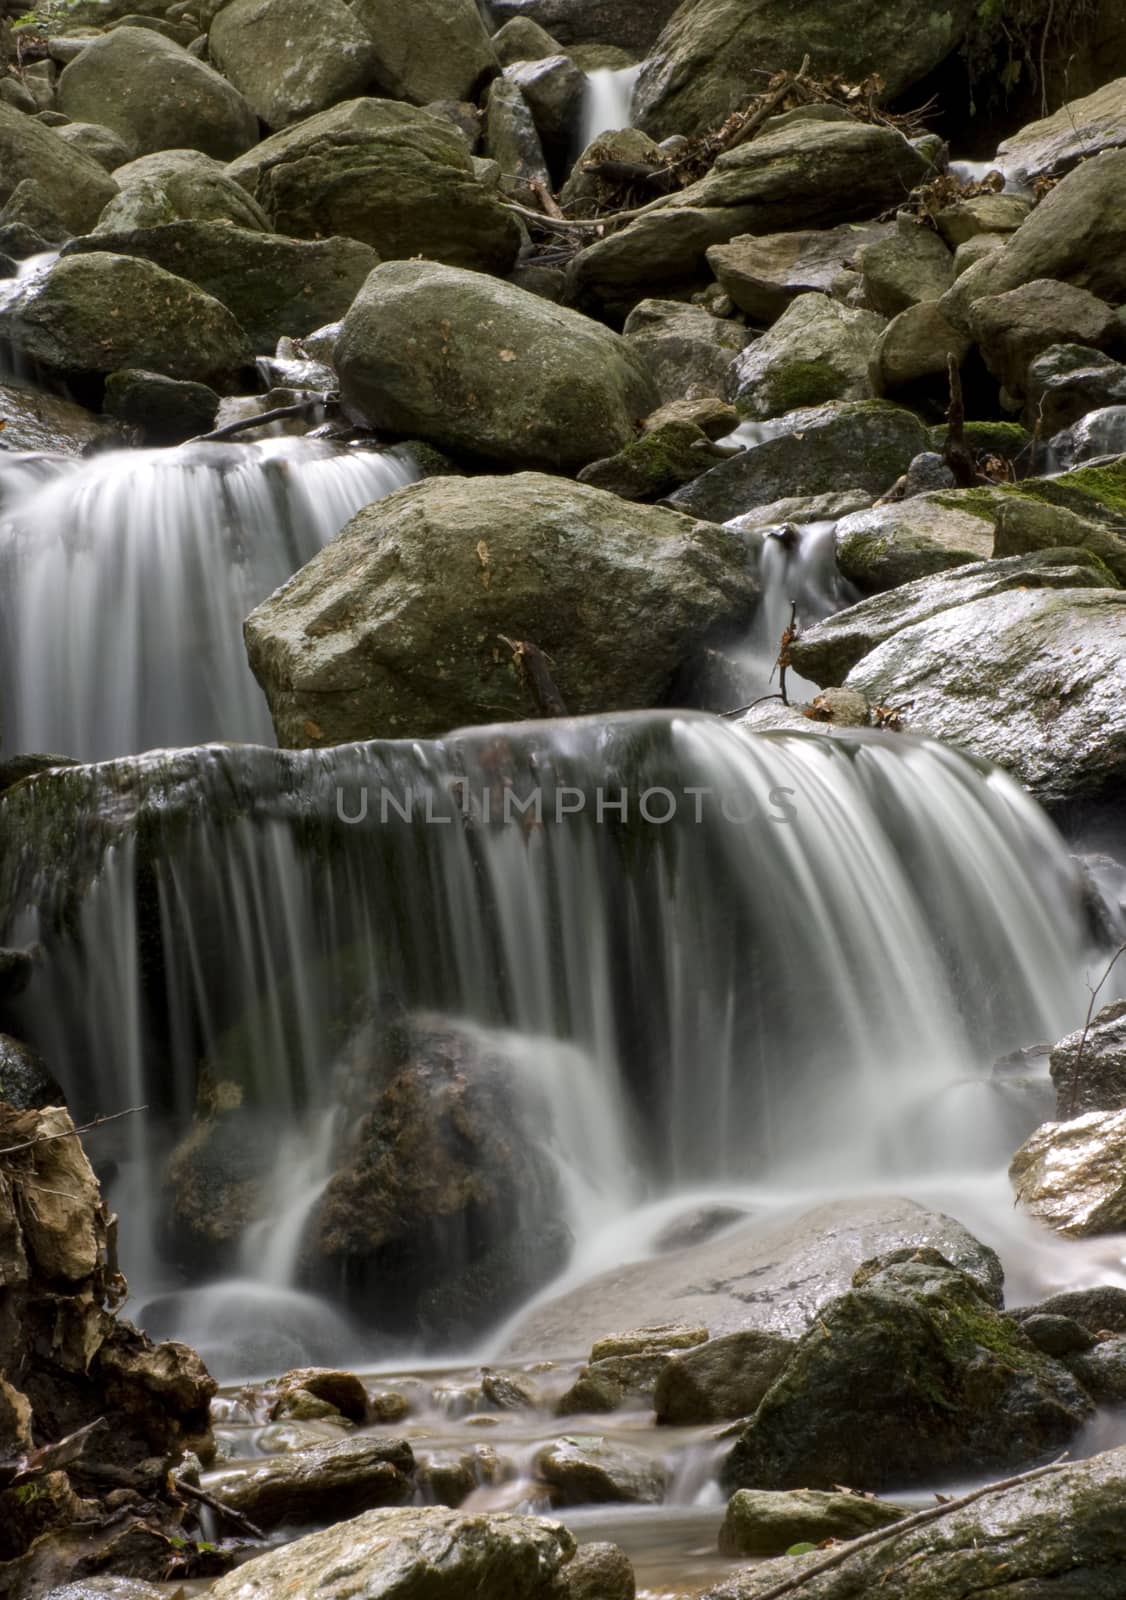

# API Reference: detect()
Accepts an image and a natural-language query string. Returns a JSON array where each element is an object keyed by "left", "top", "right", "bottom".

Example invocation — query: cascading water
[
  {"left": 1, "top": 712, "right": 1095, "bottom": 1375},
  {"left": 0, "top": 438, "right": 417, "bottom": 760},
  {"left": 579, "top": 65, "right": 642, "bottom": 147}
]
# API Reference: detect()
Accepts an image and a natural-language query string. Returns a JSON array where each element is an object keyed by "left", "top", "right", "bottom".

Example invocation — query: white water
[
  {"left": 0, "top": 438, "right": 417, "bottom": 760},
  {"left": 579, "top": 65, "right": 642, "bottom": 147}
]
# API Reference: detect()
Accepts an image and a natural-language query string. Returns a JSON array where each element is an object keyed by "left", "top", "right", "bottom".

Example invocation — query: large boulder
[
  {"left": 225, "top": 99, "right": 520, "bottom": 273},
  {"left": 244, "top": 472, "right": 753, "bottom": 744},
  {"left": 700, "top": 1446, "right": 1126, "bottom": 1599},
  {"left": 998, "top": 76, "right": 1126, "bottom": 184},
  {"left": 789, "top": 549, "right": 1118, "bottom": 687},
  {"left": 567, "top": 121, "right": 931, "bottom": 318},
  {"left": 65, "top": 223, "right": 378, "bottom": 353},
  {"left": 1011, "top": 1110, "right": 1126, "bottom": 1236},
  {"left": 728, "top": 294, "right": 887, "bottom": 419},
  {"left": 843, "top": 586, "right": 1126, "bottom": 805},
  {"left": 1025, "top": 345, "right": 1126, "bottom": 436},
  {"left": 634, "top": 0, "right": 979, "bottom": 139},
  {"left": 708, "top": 223, "right": 893, "bottom": 322},
  {"left": 207, "top": 1507, "right": 576, "bottom": 1600},
  {"left": 869, "top": 300, "right": 972, "bottom": 398},
  {"left": 721, "top": 1252, "right": 1092, "bottom": 1493},
  {"left": 668, "top": 400, "right": 930, "bottom": 523},
  {"left": 0, "top": 381, "right": 119, "bottom": 455},
  {"left": 834, "top": 498, "right": 995, "bottom": 592},
  {"left": 334, "top": 261, "right": 658, "bottom": 470},
  {"left": 533, "top": 1436, "right": 668, "bottom": 1506},
  {"left": 0, "top": 252, "right": 252, "bottom": 394},
  {"left": 857, "top": 222, "right": 955, "bottom": 317},
  {"left": 94, "top": 149, "right": 273, "bottom": 233},
  {"left": 351, "top": 0, "right": 499, "bottom": 106},
  {"left": 0, "top": 103, "right": 118, "bottom": 237},
  {"left": 209, "top": 0, "right": 380, "bottom": 129},
  {"left": 1050, "top": 1002, "right": 1126, "bottom": 1118},
  {"left": 502, "top": 1198, "right": 1003, "bottom": 1357},
  {"left": 719, "top": 1488, "right": 906, "bottom": 1558},
  {"left": 623, "top": 298, "right": 750, "bottom": 403},
  {"left": 966, "top": 278, "right": 1116, "bottom": 400},
  {"left": 207, "top": 1435, "right": 414, "bottom": 1528},
  {"left": 57, "top": 27, "right": 258, "bottom": 160},
  {"left": 993, "top": 496, "right": 1126, "bottom": 587}
]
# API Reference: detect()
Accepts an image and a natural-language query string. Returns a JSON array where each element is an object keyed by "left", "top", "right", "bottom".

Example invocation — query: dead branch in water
[
  {"left": 174, "top": 1478, "right": 267, "bottom": 1542},
  {"left": 1066, "top": 942, "right": 1126, "bottom": 1116},
  {"left": 0, "top": 1104, "right": 147, "bottom": 1159}
]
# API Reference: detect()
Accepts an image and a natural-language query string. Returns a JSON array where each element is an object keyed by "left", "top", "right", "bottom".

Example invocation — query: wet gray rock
[
  {"left": 534, "top": 1435, "right": 668, "bottom": 1506},
  {"left": 502, "top": 1197, "right": 1003, "bottom": 1357},
  {"left": 1026, "top": 345, "right": 1126, "bottom": 436},
  {"left": 335, "top": 260, "right": 657, "bottom": 471},
  {"left": 834, "top": 498, "right": 994, "bottom": 592},
  {"left": 789, "top": 548, "right": 1116, "bottom": 687},
  {"left": 1049, "top": 1002, "right": 1126, "bottom": 1117},
  {"left": 0, "top": 383, "right": 119, "bottom": 455},
  {"left": 719, "top": 1487, "right": 906, "bottom": 1557},
  {"left": 1014, "top": 1286, "right": 1126, "bottom": 1335},
  {"left": 0, "top": 102, "right": 118, "bottom": 237},
  {"left": 1018, "top": 1313, "right": 1097, "bottom": 1359},
  {"left": 967, "top": 278, "right": 1116, "bottom": 400},
  {"left": 998, "top": 76, "right": 1126, "bottom": 184},
  {"left": 209, "top": 0, "right": 379, "bottom": 130},
  {"left": 245, "top": 472, "right": 753, "bottom": 744},
  {"left": 484, "top": 74, "right": 550, "bottom": 185},
  {"left": 351, "top": 0, "right": 499, "bottom": 105},
  {"left": 655, "top": 1329, "right": 794, "bottom": 1425},
  {"left": 858, "top": 223, "right": 955, "bottom": 317},
  {"left": 560, "top": 1541, "right": 635, "bottom": 1600},
  {"left": 0, "top": 1034, "right": 62, "bottom": 1110},
  {"left": 869, "top": 301, "right": 973, "bottom": 397},
  {"left": 728, "top": 294, "right": 886, "bottom": 419},
  {"left": 668, "top": 401, "right": 929, "bottom": 523},
  {"left": 623, "top": 299, "right": 750, "bottom": 404},
  {"left": 206, "top": 1434, "right": 414, "bottom": 1528},
  {"left": 102, "top": 368, "right": 220, "bottom": 444},
  {"left": 505, "top": 55, "right": 584, "bottom": 174},
  {"left": 1066, "top": 1338, "right": 1126, "bottom": 1403},
  {"left": 721, "top": 1252, "right": 1092, "bottom": 1493},
  {"left": 708, "top": 224, "right": 892, "bottom": 323},
  {"left": 993, "top": 498, "right": 1126, "bottom": 587},
  {"left": 1011, "top": 1110, "right": 1126, "bottom": 1235},
  {"left": 57, "top": 28, "right": 258, "bottom": 160}
]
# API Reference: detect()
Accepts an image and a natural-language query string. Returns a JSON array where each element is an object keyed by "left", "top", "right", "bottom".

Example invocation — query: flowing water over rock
[
  {"left": 579, "top": 66, "right": 642, "bottom": 148},
  {"left": 0, "top": 438, "right": 416, "bottom": 760}
]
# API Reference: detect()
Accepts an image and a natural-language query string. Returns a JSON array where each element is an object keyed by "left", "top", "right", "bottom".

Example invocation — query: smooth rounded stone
[
  {"left": 488, "top": 0, "right": 676, "bottom": 55},
  {"left": 567, "top": 206, "right": 764, "bottom": 322},
  {"left": 953, "top": 231, "right": 1006, "bottom": 276},
  {"left": 0, "top": 381, "right": 119, "bottom": 454},
  {"left": 934, "top": 192, "right": 1032, "bottom": 250},
  {"left": 721, "top": 1253, "right": 1092, "bottom": 1494},
  {"left": 1067, "top": 1338, "right": 1126, "bottom": 1403},
  {"left": 268, "top": 1366, "right": 369, "bottom": 1423},
  {"left": 1026, "top": 345, "right": 1126, "bottom": 436},
  {"left": 728, "top": 293, "right": 886, "bottom": 419},
  {"left": 994, "top": 498, "right": 1126, "bottom": 587},
  {"left": 209, "top": 0, "right": 379, "bottom": 129},
  {"left": 655, "top": 1329, "right": 794, "bottom": 1426},
  {"left": 844, "top": 585, "right": 1126, "bottom": 805},
  {"left": 668, "top": 401, "right": 930, "bottom": 524},
  {"left": 68, "top": 222, "right": 378, "bottom": 353},
  {"left": 0, "top": 176, "right": 77, "bottom": 247},
  {"left": 206, "top": 1434, "right": 414, "bottom": 1528},
  {"left": 1014, "top": 1286, "right": 1126, "bottom": 1336},
  {"left": 857, "top": 222, "right": 954, "bottom": 319},
  {"left": 52, "top": 121, "right": 134, "bottom": 173},
  {"left": 505, "top": 55, "right": 584, "bottom": 172},
  {"left": 967, "top": 278, "right": 1116, "bottom": 399},
  {"left": 208, "top": 1507, "right": 575, "bottom": 1599},
  {"left": 0, "top": 77, "right": 38, "bottom": 115},
  {"left": 998, "top": 76, "right": 1126, "bottom": 184},
  {"left": 835, "top": 498, "right": 994, "bottom": 593},
  {"left": 719, "top": 1487, "right": 906, "bottom": 1557},
  {"left": 351, "top": 0, "right": 499, "bottom": 105},
  {"left": 554, "top": 1369, "right": 625, "bottom": 1415},
  {"left": 335, "top": 260, "right": 657, "bottom": 471},
  {"left": 634, "top": 0, "right": 978, "bottom": 138},
  {"left": 491, "top": 17, "right": 563, "bottom": 65},
  {"left": 534, "top": 1436, "right": 668, "bottom": 1506},
  {"left": 414, "top": 1448, "right": 478, "bottom": 1507},
  {"left": 646, "top": 396, "right": 739, "bottom": 440},
  {"left": 577, "top": 417, "right": 727, "bottom": 500},
  {"left": 0, "top": 1034, "right": 62, "bottom": 1111},
  {"left": 0, "top": 102, "right": 118, "bottom": 236},
  {"left": 560, "top": 1541, "right": 635, "bottom": 1600},
  {"left": 708, "top": 224, "right": 892, "bottom": 323},
  {"left": 484, "top": 74, "right": 550, "bottom": 184},
  {"left": 1049, "top": 1002, "right": 1126, "bottom": 1117},
  {"left": 622, "top": 298, "right": 749, "bottom": 405},
  {"left": 869, "top": 300, "right": 973, "bottom": 396},
  {"left": 226, "top": 99, "right": 521, "bottom": 275},
  {"left": 502, "top": 1198, "right": 1003, "bottom": 1358},
  {"left": 700, "top": 1445, "right": 1126, "bottom": 1600},
  {"left": 58, "top": 28, "right": 258, "bottom": 160},
  {"left": 899, "top": 450, "right": 956, "bottom": 497},
  {"left": 368, "top": 1391, "right": 412, "bottom": 1424},
  {"left": 244, "top": 472, "right": 753, "bottom": 744},
  {"left": 0, "top": 251, "right": 252, "bottom": 391},
  {"left": 1011, "top": 1110, "right": 1126, "bottom": 1236},
  {"left": 940, "top": 152, "right": 1126, "bottom": 332},
  {"left": 1018, "top": 1313, "right": 1097, "bottom": 1358},
  {"left": 1057, "top": 406, "right": 1126, "bottom": 466},
  {"left": 789, "top": 548, "right": 1117, "bottom": 687},
  {"left": 94, "top": 148, "right": 272, "bottom": 232},
  {"left": 102, "top": 368, "right": 219, "bottom": 444}
]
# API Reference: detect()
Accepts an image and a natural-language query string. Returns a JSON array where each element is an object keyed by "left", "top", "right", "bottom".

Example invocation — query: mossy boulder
[
  {"left": 57, "top": 27, "right": 258, "bottom": 160},
  {"left": 623, "top": 298, "right": 749, "bottom": 404},
  {"left": 244, "top": 471, "right": 754, "bottom": 744},
  {"left": 0, "top": 101, "right": 118, "bottom": 237},
  {"left": 334, "top": 260, "right": 658, "bottom": 472},
  {"left": 655, "top": 1329, "right": 794, "bottom": 1425},
  {"left": 722, "top": 1252, "right": 1092, "bottom": 1494},
  {"left": 533, "top": 1435, "right": 668, "bottom": 1506},
  {"left": 729, "top": 294, "right": 887, "bottom": 419},
  {"left": 93, "top": 149, "right": 273, "bottom": 233},
  {"left": 226, "top": 98, "right": 520, "bottom": 274},
  {"left": 209, "top": 0, "right": 380, "bottom": 130},
  {"left": 993, "top": 498, "right": 1126, "bottom": 587},
  {"left": 719, "top": 1487, "right": 906, "bottom": 1558},
  {"left": 707, "top": 224, "right": 892, "bottom": 324},
  {"left": 834, "top": 498, "right": 994, "bottom": 593},
  {"left": 0, "top": 251, "right": 252, "bottom": 395},
  {"left": 351, "top": 0, "right": 499, "bottom": 106}
]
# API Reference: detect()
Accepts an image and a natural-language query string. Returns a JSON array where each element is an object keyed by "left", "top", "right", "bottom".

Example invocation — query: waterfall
[
  {"left": 0, "top": 439, "right": 417, "bottom": 761},
  {"left": 579, "top": 65, "right": 642, "bottom": 147},
  {"left": 1, "top": 712, "right": 1091, "bottom": 1369}
]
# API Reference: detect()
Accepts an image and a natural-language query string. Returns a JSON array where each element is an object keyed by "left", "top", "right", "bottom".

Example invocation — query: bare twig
[
  {"left": 1066, "top": 943, "right": 1126, "bottom": 1117},
  {"left": 174, "top": 1477, "right": 267, "bottom": 1541},
  {"left": 529, "top": 176, "right": 565, "bottom": 221},
  {"left": 720, "top": 692, "right": 786, "bottom": 720},
  {"left": 190, "top": 397, "right": 336, "bottom": 444},
  {"left": 726, "top": 55, "right": 811, "bottom": 149},
  {"left": 0, "top": 1105, "right": 147, "bottom": 1158},
  {"left": 748, "top": 1456, "right": 1069, "bottom": 1600}
]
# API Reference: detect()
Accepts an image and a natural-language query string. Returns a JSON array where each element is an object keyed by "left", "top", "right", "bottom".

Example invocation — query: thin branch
[
  {"left": 529, "top": 176, "right": 565, "bottom": 221},
  {"left": 174, "top": 1477, "right": 266, "bottom": 1541},
  {"left": 0, "top": 1105, "right": 147, "bottom": 1159},
  {"left": 190, "top": 397, "right": 337, "bottom": 445},
  {"left": 726, "top": 55, "right": 811, "bottom": 149},
  {"left": 720, "top": 692, "right": 785, "bottom": 720},
  {"left": 1066, "top": 943, "right": 1126, "bottom": 1116},
  {"left": 748, "top": 1456, "right": 1069, "bottom": 1600}
]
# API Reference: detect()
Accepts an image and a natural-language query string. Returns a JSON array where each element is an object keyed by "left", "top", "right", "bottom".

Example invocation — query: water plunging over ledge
[
  {"left": 0, "top": 438, "right": 417, "bottom": 760},
  {"left": 579, "top": 65, "right": 642, "bottom": 148},
  {"left": 0, "top": 712, "right": 1096, "bottom": 1375}
]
